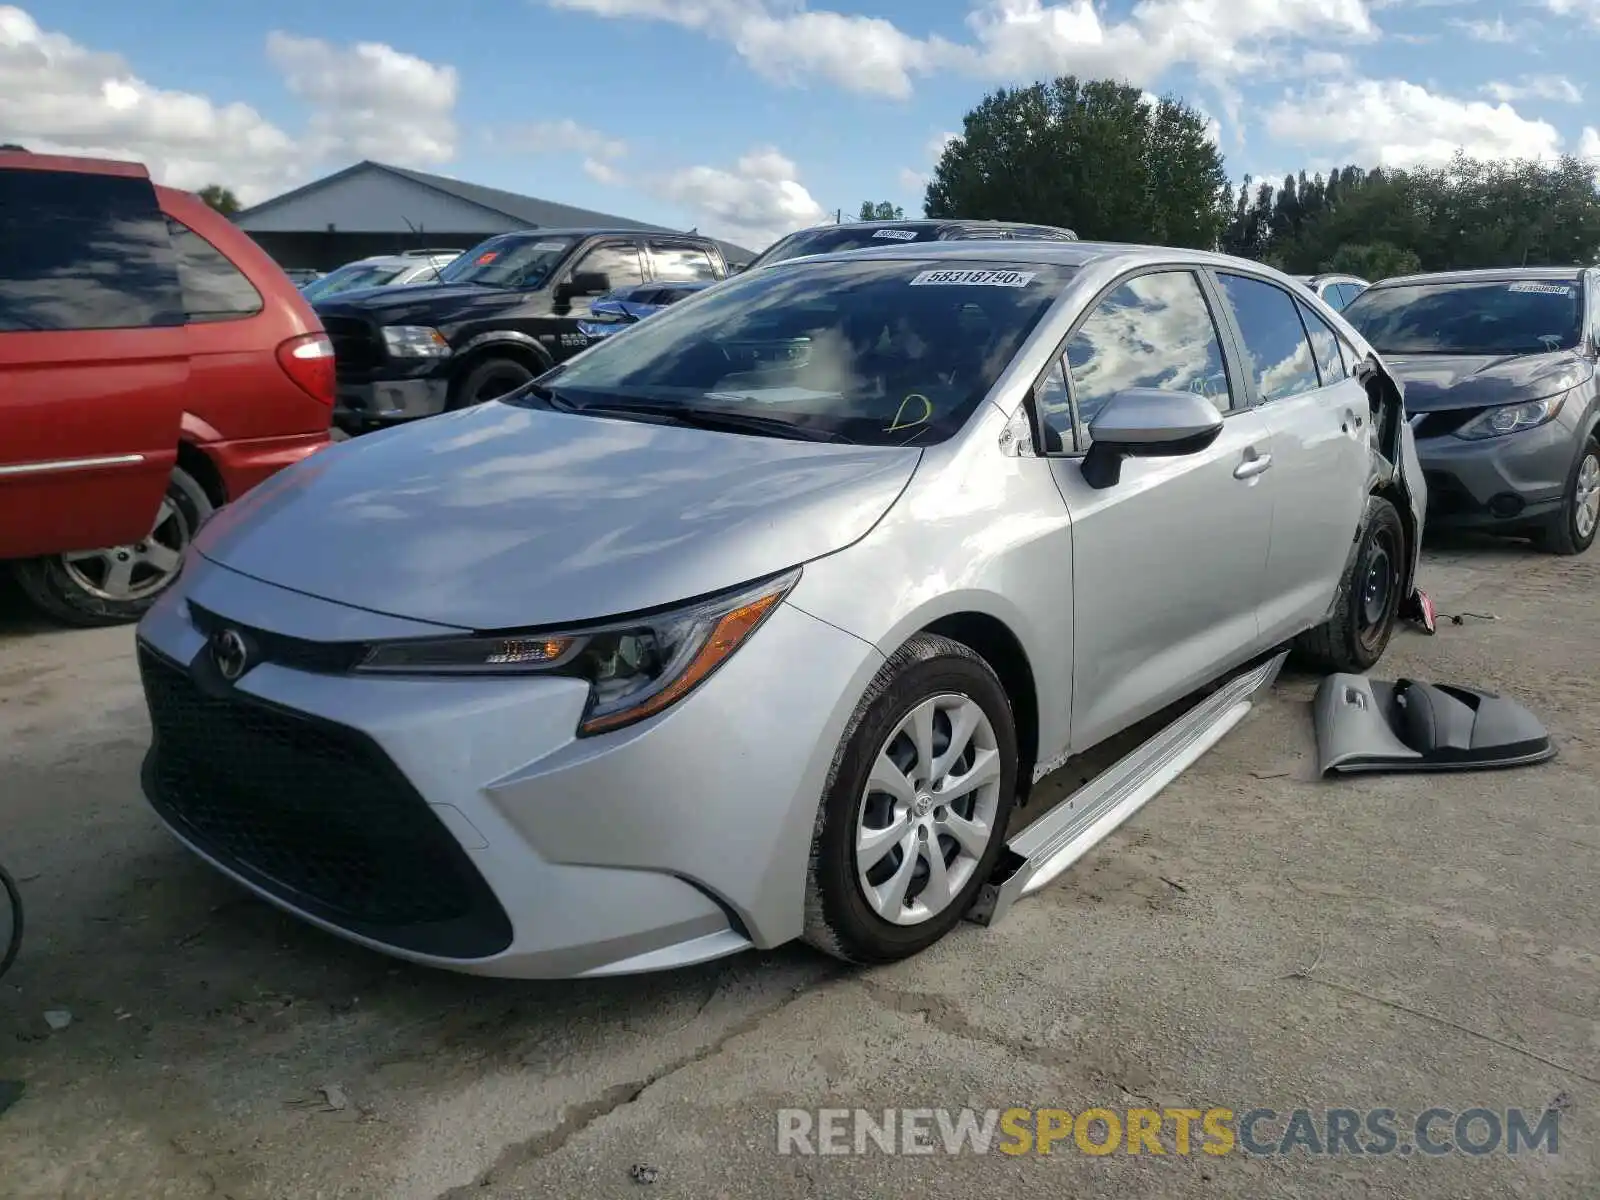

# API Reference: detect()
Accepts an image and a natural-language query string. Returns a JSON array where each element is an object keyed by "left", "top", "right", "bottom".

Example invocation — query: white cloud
[
  {"left": 496, "top": 117, "right": 627, "bottom": 159},
  {"left": 1267, "top": 79, "right": 1564, "bottom": 168},
  {"left": 547, "top": 0, "right": 1378, "bottom": 97},
  {"left": 654, "top": 147, "right": 827, "bottom": 250},
  {"left": 0, "top": 7, "right": 459, "bottom": 204},
  {"left": 926, "top": 130, "right": 960, "bottom": 161},
  {"left": 582, "top": 156, "right": 626, "bottom": 185},
  {"left": 898, "top": 166, "right": 928, "bottom": 191},
  {"left": 1546, "top": 0, "right": 1600, "bottom": 24},
  {"left": 1484, "top": 77, "right": 1583, "bottom": 104},
  {"left": 265, "top": 32, "right": 457, "bottom": 166},
  {"left": 1449, "top": 15, "right": 1517, "bottom": 40},
  {"left": 1580, "top": 127, "right": 1600, "bottom": 158},
  {"left": 1301, "top": 49, "right": 1352, "bottom": 75}
]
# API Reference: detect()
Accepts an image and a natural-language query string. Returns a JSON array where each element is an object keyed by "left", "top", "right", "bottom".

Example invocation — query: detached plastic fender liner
[{"left": 1313, "top": 674, "right": 1557, "bottom": 776}]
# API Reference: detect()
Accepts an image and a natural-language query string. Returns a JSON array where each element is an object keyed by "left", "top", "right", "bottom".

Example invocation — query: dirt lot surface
[{"left": 1, "top": 540, "right": 1597, "bottom": 1199}]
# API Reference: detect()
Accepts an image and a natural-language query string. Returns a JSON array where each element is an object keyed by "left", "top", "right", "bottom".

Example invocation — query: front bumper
[
  {"left": 1415, "top": 415, "right": 1578, "bottom": 531},
  {"left": 134, "top": 555, "right": 882, "bottom": 978},
  {"left": 333, "top": 377, "right": 450, "bottom": 427}
]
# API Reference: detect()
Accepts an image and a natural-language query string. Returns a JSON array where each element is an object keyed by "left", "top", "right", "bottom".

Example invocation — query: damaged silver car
[{"left": 134, "top": 242, "right": 1424, "bottom": 978}]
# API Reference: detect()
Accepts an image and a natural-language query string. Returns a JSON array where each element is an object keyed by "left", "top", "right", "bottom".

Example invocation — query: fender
[
  {"left": 453, "top": 329, "right": 554, "bottom": 369},
  {"left": 179, "top": 411, "right": 225, "bottom": 446}
]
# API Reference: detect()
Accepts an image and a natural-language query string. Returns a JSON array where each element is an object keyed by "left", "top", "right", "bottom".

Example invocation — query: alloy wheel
[
  {"left": 1575, "top": 451, "right": 1600, "bottom": 541},
  {"left": 854, "top": 693, "right": 1003, "bottom": 926},
  {"left": 61, "top": 496, "right": 190, "bottom": 602}
]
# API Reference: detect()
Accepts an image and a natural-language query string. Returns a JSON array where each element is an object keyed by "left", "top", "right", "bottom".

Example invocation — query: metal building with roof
[{"left": 232, "top": 160, "right": 756, "bottom": 271}]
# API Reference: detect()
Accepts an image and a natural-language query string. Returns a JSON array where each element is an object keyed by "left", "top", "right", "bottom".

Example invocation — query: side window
[
  {"left": 0, "top": 169, "right": 183, "bottom": 332},
  {"left": 166, "top": 218, "right": 262, "bottom": 323},
  {"left": 1295, "top": 299, "right": 1345, "bottom": 385},
  {"left": 1216, "top": 273, "right": 1321, "bottom": 402},
  {"left": 1063, "top": 270, "right": 1233, "bottom": 447},
  {"left": 573, "top": 243, "right": 645, "bottom": 292},
  {"left": 1033, "top": 356, "right": 1076, "bottom": 452},
  {"left": 650, "top": 244, "right": 718, "bottom": 282}
]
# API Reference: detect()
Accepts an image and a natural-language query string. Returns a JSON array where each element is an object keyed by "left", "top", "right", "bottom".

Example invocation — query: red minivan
[{"left": 0, "top": 151, "right": 333, "bottom": 625}]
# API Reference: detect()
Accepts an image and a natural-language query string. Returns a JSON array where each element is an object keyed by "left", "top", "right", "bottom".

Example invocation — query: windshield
[
  {"left": 1343, "top": 279, "right": 1584, "bottom": 355},
  {"left": 301, "top": 262, "right": 407, "bottom": 301},
  {"left": 526, "top": 257, "right": 1077, "bottom": 446},
  {"left": 747, "top": 225, "right": 940, "bottom": 269},
  {"left": 436, "top": 235, "right": 577, "bottom": 289}
]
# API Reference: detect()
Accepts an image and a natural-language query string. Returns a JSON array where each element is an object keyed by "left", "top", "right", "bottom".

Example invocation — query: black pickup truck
[{"left": 314, "top": 227, "right": 729, "bottom": 431}]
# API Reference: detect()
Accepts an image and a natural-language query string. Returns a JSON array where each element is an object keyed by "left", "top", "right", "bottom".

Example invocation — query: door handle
[{"left": 1234, "top": 452, "right": 1273, "bottom": 480}]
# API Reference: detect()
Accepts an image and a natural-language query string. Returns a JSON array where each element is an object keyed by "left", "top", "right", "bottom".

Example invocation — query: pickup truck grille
[{"left": 321, "top": 316, "right": 384, "bottom": 374}]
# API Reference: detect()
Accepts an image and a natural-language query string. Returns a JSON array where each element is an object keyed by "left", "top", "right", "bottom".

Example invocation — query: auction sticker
[
  {"left": 1508, "top": 282, "right": 1573, "bottom": 294},
  {"left": 873, "top": 229, "right": 919, "bottom": 240},
  {"left": 910, "top": 268, "right": 1036, "bottom": 287}
]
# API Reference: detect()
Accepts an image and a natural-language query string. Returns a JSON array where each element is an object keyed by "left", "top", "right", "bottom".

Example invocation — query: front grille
[
  {"left": 1412, "top": 409, "right": 1481, "bottom": 440},
  {"left": 320, "top": 315, "right": 384, "bottom": 374},
  {"left": 187, "top": 602, "right": 366, "bottom": 675},
  {"left": 138, "top": 643, "right": 512, "bottom": 959}
]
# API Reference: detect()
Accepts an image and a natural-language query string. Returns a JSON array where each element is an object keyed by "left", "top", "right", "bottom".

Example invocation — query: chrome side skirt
[
  {"left": 969, "top": 649, "right": 1287, "bottom": 927},
  {"left": 0, "top": 453, "right": 146, "bottom": 478}
]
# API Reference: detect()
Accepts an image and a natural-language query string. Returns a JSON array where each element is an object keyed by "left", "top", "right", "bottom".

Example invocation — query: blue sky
[{"left": 7, "top": 0, "right": 1600, "bottom": 250}]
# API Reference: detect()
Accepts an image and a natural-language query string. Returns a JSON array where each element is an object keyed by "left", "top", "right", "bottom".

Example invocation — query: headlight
[
  {"left": 355, "top": 569, "right": 799, "bottom": 735},
  {"left": 1455, "top": 394, "right": 1566, "bottom": 439},
  {"left": 381, "top": 325, "right": 451, "bottom": 358}
]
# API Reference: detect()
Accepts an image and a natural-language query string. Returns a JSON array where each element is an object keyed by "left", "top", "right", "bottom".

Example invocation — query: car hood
[
  {"left": 193, "top": 403, "right": 920, "bottom": 630},
  {"left": 1383, "top": 350, "right": 1592, "bottom": 412},
  {"left": 314, "top": 282, "right": 527, "bottom": 325}
]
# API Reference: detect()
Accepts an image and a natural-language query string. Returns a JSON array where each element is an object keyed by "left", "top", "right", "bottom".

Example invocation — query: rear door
[
  {"left": 0, "top": 161, "right": 189, "bottom": 558},
  {"left": 646, "top": 241, "right": 721, "bottom": 284},
  {"left": 1210, "top": 271, "right": 1370, "bottom": 644}
]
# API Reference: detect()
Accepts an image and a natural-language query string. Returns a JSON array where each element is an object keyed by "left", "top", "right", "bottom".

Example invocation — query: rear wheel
[
  {"left": 1533, "top": 435, "right": 1599, "bottom": 556},
  {"left": 13, "top": 464, "right": 211, "bottom": 627},
  {"left": 803, "top": 634, "right": 1017, "bottom": 965},
  {"left": 449, "top": 357, "right": 535, "bottom": 410},
  {"left": 1294, "top": 496, "right": 1405, "bottom": 673}
]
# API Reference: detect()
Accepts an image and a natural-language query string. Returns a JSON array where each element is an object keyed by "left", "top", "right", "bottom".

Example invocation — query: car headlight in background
[
  {"left": 355, "top": 569, "right": 800, "bottom": 735},
  {"left": 1455, "top": 393, "right": 1567, "bottom": 439},
  {"left": 381, "top": 325, "right": 451, "bottom": 358}
]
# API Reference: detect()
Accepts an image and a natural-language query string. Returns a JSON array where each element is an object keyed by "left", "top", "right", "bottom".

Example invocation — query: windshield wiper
[{"left": 591, "top": 401, "right": 852, "bottom": 443}]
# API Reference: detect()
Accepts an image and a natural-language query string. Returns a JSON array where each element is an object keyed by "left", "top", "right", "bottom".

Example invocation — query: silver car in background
[{"left": 134, "top": 242, "right": 1422, "bottom": 978}]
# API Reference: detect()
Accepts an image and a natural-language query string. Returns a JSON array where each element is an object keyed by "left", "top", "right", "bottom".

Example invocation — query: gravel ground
[{"left": 0, "top": 539, "right": 1597, "bottom": 1199}]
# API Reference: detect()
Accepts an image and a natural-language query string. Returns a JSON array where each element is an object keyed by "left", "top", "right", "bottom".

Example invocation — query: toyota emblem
[{"left": 212, "top": 629, "right": 250, "bottom": 681}]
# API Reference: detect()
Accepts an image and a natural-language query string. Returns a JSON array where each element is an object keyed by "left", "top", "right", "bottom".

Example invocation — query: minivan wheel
[
  {"left": 802, "top": 633, "right": 1017, "bottom": 965},
  {"left": 13, "top": 465, "right": 212, "bottom": 628},
  {"left": 450, "top": 357, "right": 535, "bottom": 410},
  {"left": 1533, "top": 436, "right": 1599, "bottom": 556},
  {"left": 1293, "top": 496, "right": 1405, "bottom": 673}
]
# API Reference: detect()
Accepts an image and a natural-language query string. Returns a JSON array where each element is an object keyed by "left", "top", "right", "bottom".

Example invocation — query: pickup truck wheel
[
  {"left": 1293, "top": 496, "right": 1404, "bottom": 673},
  {"left": 803, "top": 634, "right": 1017, "bottom": 965},
  {"left": 1533, "top": 436, "right": 1599, "bottom": 556},
  {"left": 449, "top": 357, "right": 535, "bottom": 410},
  {"left": 12, "top": 465, "right": 211, "bottom": 628}
]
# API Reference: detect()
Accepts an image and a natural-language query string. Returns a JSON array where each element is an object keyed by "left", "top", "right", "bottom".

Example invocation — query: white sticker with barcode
[
  {"left": 873, "top": 228, "right": 919, "bottom": 240},
  {"left": 530, "top": 240, "right": 568, "bottom": 251},
  {"left": 1508, "top": 282, "right": 1573, "bottom": 295},
  {"left": 909, "top": 268, "right": 1036, "bottom": 287}
]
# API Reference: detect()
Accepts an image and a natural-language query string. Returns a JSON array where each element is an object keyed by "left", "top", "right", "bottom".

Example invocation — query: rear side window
[
  {"left": 651, "top": 244, "right": 718, "bottom": 282},
  {"left": 1295, "top": 299, "right": 1346, "bottom": 383},
  {"left": 1216, "top": 273, "right": 1320, "bottom": 402},
  {"left": 166, "top": 218, "right": 262, "bottom": 323},
  {"left": 0, "top": 168, "right": 183, "bottom": 332}
]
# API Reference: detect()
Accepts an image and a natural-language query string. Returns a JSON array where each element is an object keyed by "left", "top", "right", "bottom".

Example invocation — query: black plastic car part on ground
[
  {"left": 317, "top": 227, "right": 730, "bottom": 432},
  {"left": 742, "top": 219, "right": 1079, "bottom": 271}
]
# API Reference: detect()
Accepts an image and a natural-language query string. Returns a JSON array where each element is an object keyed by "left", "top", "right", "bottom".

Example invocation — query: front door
[
  {"left": 1043, "top": 268, "right": 1276, "bottom": 753},
  {"left": 1210, "top": 271, "right": 1370, "bottom": 644},
  {"left": 548, "top": 240, "right": 646, "bottom": 360},
  {"left": 0, "top": 163, "right": 189, "bottom": 558}
]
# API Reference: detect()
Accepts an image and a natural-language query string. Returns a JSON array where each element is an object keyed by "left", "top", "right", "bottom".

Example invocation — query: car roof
[
  {"left": 0, "top": 149, "right": 149, "bottom": 179},
  {"left": 785, "top": 218, "right": 1068, "bottom": 234},
  {"left": 483, "top": 227, "right": 714, "bottom": 241},
  {"left": 771, "top": 239, "right": 1256, "bottom": 271},
  {"left": 1374, "top": 266, "right": 1587, "bottom": 288}
]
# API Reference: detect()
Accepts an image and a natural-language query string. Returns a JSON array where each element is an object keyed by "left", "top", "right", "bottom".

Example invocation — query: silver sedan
[{"left": 134, "top": 241, "right": 1424, "bottom": 977}]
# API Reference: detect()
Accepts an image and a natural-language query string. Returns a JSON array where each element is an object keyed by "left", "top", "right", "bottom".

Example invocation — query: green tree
[
  {"left": 924, "top": 77, "right": 1230, "bottom": 248},
  {"left": 1326, "top": 242, "right": 1423, "bottom": 280},
  {"left": 858, "top": 200, "right": 905, "bottom": 221},
  {"left": 198, "top": 184, "right": 242, "bottom": 216}
]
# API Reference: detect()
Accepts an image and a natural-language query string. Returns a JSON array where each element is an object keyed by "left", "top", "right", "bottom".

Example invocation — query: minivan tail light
[{"left": 276, "top": 333, "right": 335, "bottom": 405}]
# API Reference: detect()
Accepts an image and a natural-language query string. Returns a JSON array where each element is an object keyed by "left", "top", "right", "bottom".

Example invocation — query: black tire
[
  {"left": 1532, "top": 434, "right": 1599, "bottom": 556},
  {"left": 802, "top": 633, "right": 1018, "bottom": 965},
  {"left": 0, "top": 861, "right": 21, "bottom": 983},
  {"left": 1294, "top": 496, "right": 1406, "bottom": 673},
  {"left": 12, "top": 464, "right": 212, "bottom": 628},
  {"left": 449, "top": 356, "right": 536, "bottom": 410}
]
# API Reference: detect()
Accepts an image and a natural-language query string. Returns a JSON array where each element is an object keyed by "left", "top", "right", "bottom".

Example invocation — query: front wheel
[
  {"left": 449, "top": 357, "right": 536, "bottom": 410},
  {"left": 1294, "top": 496, "right": 1405, "bottom": 673},
  {"left": 1533, "top": 435, "right": 1599, "bottom": 556},
  {"left": 12, "top": 464, "right": 212, "bottom": 627},
  {"left": 803, "top": 634, "right": 1018, "bottom": 965}
]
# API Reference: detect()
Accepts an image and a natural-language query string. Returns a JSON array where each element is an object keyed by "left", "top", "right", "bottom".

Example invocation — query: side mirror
[
  {"left": 1080, "top": 388, "right": 1224, "bottom": 489},
  {"left": 561, "top": 271, "right": 611, "bottom": 300}
]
